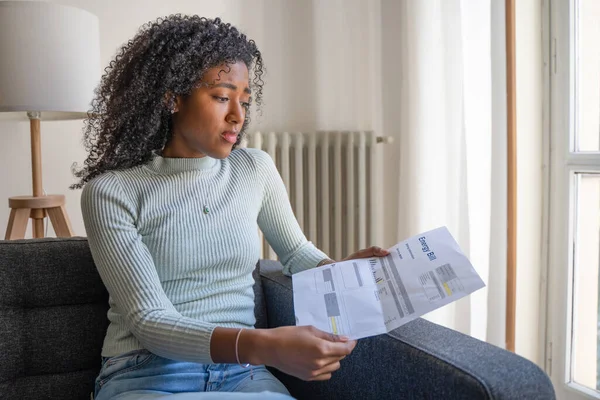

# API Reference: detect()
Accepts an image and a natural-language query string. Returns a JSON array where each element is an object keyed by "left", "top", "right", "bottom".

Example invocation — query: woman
[{"left": 75, "top": 15, "right": 389, "bottom": 400}]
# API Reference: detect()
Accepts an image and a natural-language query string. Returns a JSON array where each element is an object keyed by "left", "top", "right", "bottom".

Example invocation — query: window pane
[
  {"left": 575, "top": 0, "right": 600, "bottom": 152},
  {"left": 572, "top": 173, "right": 600, "bottom": 390}
]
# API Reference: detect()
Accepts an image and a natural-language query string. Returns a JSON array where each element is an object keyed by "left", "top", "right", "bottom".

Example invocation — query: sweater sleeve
[
  {"left": 252, "top": 149, "right": 329, "bottom": 275},
  {"left": 81, "top": 172, "right": 216, "bottom": 363}
]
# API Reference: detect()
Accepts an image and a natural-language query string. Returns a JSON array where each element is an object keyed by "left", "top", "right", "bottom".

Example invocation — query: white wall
[{"left": 0, "top": 0, "right": 386, "bottom": 241}]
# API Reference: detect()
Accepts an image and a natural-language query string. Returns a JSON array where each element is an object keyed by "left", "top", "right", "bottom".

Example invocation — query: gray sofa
[{"left": 0, "top": 237, "right": 555, "bottom": 399}]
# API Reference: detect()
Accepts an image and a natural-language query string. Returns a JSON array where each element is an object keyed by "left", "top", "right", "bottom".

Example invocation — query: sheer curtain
[{"left": 393, "top": 0, "right": 506, "bottom": 345}]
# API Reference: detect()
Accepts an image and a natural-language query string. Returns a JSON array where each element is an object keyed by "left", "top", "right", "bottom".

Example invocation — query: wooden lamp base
[
  {"left": 5, "top": 195, "right": 73, "bottom": 240},
  {"left": 3, "top": 113, "right": 74, "bottom": 240}
]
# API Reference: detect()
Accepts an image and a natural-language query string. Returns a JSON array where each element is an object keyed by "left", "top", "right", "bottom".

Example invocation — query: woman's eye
[
  {"left": 241, "top": 102, "right": 250, "bottom": 110},
  {"left": 214, "top": 96, "right": 228, "bottom": 102}
]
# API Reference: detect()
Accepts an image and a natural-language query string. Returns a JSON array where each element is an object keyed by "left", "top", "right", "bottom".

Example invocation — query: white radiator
[{"left": 242, "top": 131, "right": 392, "bottom": 262}]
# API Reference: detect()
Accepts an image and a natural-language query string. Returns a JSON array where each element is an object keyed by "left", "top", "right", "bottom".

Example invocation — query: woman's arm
[
  {"left": 252, "top": 149, "right": 391, "bottom": 272},
  {"left": 252, "top": 149, "right": 329, "bottom": 275}
]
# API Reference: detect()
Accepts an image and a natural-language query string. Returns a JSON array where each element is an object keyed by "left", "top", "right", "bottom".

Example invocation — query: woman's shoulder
[
  {"left": 229, "top": 147, "right": 270, "bottom": 161},
  {"left": 81, "top": 171, "right": 129, "bottom": 209},
  {"left": 81, "top": 165, "right": 147, "bottom": 204},
  {"left": 227, "top": 147, "right": 275, "bottom": 172},
  {"left": 83, "top": 166, "right": 143, "bottom": 189},
  {"left": 82, "top": 171, "right": 119, "bottom": 193}
]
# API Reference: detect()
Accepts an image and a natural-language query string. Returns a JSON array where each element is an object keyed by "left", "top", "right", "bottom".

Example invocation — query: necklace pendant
[{"left": 203, "top": 205, "right": 210, "bottom": 215}]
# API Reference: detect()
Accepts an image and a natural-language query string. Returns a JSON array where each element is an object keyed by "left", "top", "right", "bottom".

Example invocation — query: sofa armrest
[{"left": 259, "top": 260, "right": 555, "bottom": 400}]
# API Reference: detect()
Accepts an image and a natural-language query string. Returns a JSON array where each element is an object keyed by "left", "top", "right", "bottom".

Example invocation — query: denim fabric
[{"left": 94, "top": 349, "right": 293, "bottom": 400}]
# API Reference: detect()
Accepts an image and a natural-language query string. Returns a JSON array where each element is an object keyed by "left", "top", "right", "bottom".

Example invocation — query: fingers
[
  {"left": 308, "top": 342, "right": 357, "bottom": 381},
  {"left": 310, "top": 373, "right": 333, "bottom": 381},
  {"left": 306, "top": 326, "right": 357, "bottom": 357},
  {"left": 343, "top": 246, "right": 390, "bottom": 261},
  {"left": 346, "top": 339, "right": 358, "bottom": 352},
  {"left": 308, "top": 361, "right": 342, "bottom": 381},
  {"left": 363, "top": 246, "right": 389, "bottom": 257},
  {"left": 322, "top": 340, "right": 355, "bottom": 359},
  {"left": 308, "top": 326, "right": 349, "bottom": 342},
  {"left": 327, "top": 332, "right": 350, "bottom": 343},
  {"left": 373, "top": 246, "right": 390, "bottom": 257},
  {"left": 284, "top": 326, "right": 358, "bottom": 382}
]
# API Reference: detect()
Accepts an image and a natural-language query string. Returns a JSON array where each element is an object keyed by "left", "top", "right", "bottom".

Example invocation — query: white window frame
[{"left": 545, "top": 0, "right": 600, "bottom": 399}]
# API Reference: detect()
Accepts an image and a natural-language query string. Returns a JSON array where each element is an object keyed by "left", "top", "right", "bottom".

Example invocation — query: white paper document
[{"left": 292, "top": 226, "right": 486, "bottom": 339}]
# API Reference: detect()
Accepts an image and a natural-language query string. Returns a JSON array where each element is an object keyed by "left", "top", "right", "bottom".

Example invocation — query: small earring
[{"left": 168, "top": 97, "right": 177, "bottom": 114}]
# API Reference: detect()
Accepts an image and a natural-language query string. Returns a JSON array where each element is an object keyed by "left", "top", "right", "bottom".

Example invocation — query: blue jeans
[{"left": 94, "top": 349, "right": 294, "bottom": 399}]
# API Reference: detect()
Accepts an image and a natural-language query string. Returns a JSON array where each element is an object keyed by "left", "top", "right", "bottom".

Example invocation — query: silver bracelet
[
  {"left": 235, "top": 328, "right": 254, "bottom": 380},
  {"left": 317, "top": 258, "right": 336, "bottom": 267}
]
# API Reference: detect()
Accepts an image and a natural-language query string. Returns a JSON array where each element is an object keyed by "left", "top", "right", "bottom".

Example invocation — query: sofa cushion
[
  {"left": 0, "top": 237, "right": 268, "bottom": 399},
  {"left": 253, "top": 260, "right": 268, "bottom": 329},
  {"left": 0, "top": 237, "right": 109, "bottom": 399}
]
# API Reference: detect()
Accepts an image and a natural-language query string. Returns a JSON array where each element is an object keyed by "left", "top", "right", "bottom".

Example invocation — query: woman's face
[{"left": 163, "top": 61, "right": 251, "bottom": 159}]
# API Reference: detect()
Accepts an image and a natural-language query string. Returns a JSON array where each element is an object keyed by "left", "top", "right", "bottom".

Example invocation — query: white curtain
[{"left": 394, "top": 0, "right": 506, "bottom": 345}]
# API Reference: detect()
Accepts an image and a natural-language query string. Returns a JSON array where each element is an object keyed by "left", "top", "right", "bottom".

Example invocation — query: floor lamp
[{"left": 0, "top": 2, "right": 100, "bottom": 239}]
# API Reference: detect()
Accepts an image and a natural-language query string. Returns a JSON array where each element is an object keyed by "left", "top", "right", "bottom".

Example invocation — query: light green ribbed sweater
[{"left": 81, "top": 148, "right": 328, "bottom": 363}]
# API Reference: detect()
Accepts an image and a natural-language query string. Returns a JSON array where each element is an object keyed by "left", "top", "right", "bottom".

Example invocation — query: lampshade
[{"left": 0, "top": 1, "right": 100, "bottom": 121}]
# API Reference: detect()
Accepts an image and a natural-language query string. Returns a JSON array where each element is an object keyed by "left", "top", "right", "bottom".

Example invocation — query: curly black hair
[{"left": 71, "top": 15, "right": 264, "bottom": 189}]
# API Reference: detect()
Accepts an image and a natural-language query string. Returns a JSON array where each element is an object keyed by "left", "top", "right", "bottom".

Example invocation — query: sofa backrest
[
  {"left": 0, "top": 237, "right": 108, "bottom": 399},
  {"left": 0, "top": 237, "right": 268, "bottom": 399}
]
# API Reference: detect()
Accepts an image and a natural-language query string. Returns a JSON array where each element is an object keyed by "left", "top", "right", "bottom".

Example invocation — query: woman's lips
[{"left": 221, "top": 131, "right": 238, "bottom": 144}]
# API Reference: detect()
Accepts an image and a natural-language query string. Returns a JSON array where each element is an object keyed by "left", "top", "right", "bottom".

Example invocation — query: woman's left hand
[{"left": 342, "top": 246, "right": 390, "bottom": 261}]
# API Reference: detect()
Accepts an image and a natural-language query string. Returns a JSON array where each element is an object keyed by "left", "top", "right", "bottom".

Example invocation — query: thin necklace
[{"left": 158, "top": 150, "right": 211, "bottom": 216}]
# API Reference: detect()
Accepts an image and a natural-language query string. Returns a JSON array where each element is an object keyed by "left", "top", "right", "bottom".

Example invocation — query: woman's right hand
[{"left": 244, "top": 325, "right": 357, "bottom": 381}]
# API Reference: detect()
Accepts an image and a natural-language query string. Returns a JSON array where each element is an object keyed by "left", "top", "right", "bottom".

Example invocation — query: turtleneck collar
[{"left": 146, "top": 153, "right": 220, "bottom": 174}]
